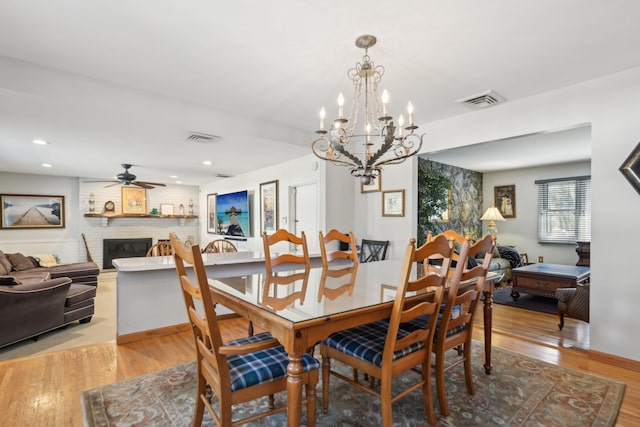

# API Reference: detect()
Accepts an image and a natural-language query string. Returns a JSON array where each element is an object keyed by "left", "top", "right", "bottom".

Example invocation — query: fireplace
[{"left": 103, "top": 238, "right": 152, "bottom": 269}]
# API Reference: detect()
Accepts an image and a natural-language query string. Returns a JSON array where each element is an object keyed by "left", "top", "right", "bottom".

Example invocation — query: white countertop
[{"left": 112, "top": 251, "right": 322, "bottom": 272}]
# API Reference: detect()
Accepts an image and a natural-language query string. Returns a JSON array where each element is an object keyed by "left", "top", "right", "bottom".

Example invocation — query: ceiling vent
[
  {"left": 187, "top": 132, "right": 222, "bottom": 143},
  {"left": 456, "top": 90, "right": 505, "bottom": 109},
  {"left": 215, "top": 173, "right": 232, "bottom": 178}
]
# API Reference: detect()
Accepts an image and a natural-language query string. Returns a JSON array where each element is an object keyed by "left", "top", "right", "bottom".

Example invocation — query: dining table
[{"left": 207, "top": 259, "right": 500, "bottom": 427}]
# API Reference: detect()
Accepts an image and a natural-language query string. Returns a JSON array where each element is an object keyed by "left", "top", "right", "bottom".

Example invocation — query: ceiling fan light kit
[{"left": 85, "top": 164, "right": 167, "bottom": 189}]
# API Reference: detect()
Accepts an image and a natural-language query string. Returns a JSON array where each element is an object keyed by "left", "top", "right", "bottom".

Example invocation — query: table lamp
[{"left": 481, "top": 206, "right": 506, "bottom": 239}]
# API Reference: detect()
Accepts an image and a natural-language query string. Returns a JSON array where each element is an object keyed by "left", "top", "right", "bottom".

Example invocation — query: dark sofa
[{"left": 0, "top": 250, "right": 100, "bottom": 349}]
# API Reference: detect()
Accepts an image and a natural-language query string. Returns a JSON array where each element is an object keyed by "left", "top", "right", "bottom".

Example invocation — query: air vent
[
  {"left": 187, "top": 132, "right": 222, "bottom": 143},
  {"left": 456, "top": 90, "right": 505, "bottom": 109},
  {"left": 215, "top": 173, "right": 232, "bottom": 178}
]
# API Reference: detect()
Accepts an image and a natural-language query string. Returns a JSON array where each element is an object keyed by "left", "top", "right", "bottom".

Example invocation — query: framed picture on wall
[
  {"left": 121, "top": 187, "right": 146, "bottom": 215},
  {"left": 0, "top": 194, "right": 65, "bottom": 229},
  {"left": 259, "top": 180, "right": 279, "bottom": 234},
  {"left": 207, "top": 193, "right": 217, "bottom": 233},
  {"left": 494, "top": 185, "right": 516, "bottom": 218},
  {"left": 382, "top": 189, "right": 405, "bottom": 217}
]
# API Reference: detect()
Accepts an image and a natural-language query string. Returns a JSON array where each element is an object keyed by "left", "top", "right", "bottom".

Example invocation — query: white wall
[
  {"left": 199, "top": 154, "right": 332, "bottom": 253},
  {"left": 390, "top": 67, "right": 640, "bottom": 362},
  {"left": 0, "top": 172, "right": 80, "bottom": 262},
  {"left": 0, "top": 172, "right": 200, "bottom": 267},
  {"left": 483, "top": 161, "right": 591, "bottom": 265}
]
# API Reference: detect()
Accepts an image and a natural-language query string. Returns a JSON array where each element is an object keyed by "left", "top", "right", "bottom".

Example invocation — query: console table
[{"left": 511, "top": 263, "right": 590, "bottom": 300}]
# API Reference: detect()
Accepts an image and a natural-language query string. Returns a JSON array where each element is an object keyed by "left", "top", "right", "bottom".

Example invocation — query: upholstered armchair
[{"left": 555, "top": 283, "right": 590, "bottom": 330}]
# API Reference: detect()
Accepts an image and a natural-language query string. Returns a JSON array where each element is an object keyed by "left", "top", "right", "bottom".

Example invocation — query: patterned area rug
[{"left": 81, "top": 342, "right": 624, "bottom": 426}]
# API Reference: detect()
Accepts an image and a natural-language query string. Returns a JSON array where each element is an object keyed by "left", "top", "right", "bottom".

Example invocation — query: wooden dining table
[{"left": 207, "top": 260, "right": 500, "bottom": 427}]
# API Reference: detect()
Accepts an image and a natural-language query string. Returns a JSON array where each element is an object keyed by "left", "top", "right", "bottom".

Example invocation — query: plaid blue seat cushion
[
  {"left": 225, "top": 332, "right": 320, "bottom": 392},
  {"left": 322, "top": 320, "right": 424, "bottom": 367},
  {"left": 397, "top": 304, "right": 464, "bottom": 338}
]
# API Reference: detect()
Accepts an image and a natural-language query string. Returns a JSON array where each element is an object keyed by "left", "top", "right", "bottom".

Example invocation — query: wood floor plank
[{"left": 0, "top": 303, "right": 637, "bottom": 426}]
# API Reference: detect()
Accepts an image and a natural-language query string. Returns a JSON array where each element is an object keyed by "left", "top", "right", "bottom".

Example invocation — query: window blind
[{"left": 535, "top": 176, "right": 591, "bottom": 244}]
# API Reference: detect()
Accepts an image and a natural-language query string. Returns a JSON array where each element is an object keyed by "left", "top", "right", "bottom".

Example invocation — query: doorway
[{"left": 289, "top": 182, "right": 318, "bottom": 252}]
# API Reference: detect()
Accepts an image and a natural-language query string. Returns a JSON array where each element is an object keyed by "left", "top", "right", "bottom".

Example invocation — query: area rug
[
  {"left": 489, "top": 287, "right": 557, "bottom": 315},
  {"left": 81, "top": 342, "right": 624, "bottom": 427}
]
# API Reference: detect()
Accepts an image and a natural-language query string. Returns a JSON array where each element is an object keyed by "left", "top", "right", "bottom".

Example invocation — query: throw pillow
[
  {"left": 496, "top": 246, "right": 524, "bottom": 269},
  {"left": 0, "top": 275, "right": 22, "bottom": 286},
  {"left": 0, "top": 250, "right": 12, "bottom": 274},
  {"left": 6, "top": 253, "right": 39, "bottom": 271},
  {"left": 33, "top": 253, "right": 59, "bottom": 267}
]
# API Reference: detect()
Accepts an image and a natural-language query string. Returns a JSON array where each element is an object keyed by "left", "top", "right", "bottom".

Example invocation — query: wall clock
[{"left": 103, "top": 200, "right": 116, "bottom": 214}]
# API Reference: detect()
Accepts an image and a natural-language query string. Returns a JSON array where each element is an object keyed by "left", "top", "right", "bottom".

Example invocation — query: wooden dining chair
[
  {"left": 202, "top": 239, "right": 238, "bottom": 254},
  {"left": 169, "top": 232, "right": 320, "bottom": 427},
  {"left": 320, "top": 234, "right": 455, "bottom": 426},
  {"left": 262, "top": 229, "right": 310, "bottom": 277},
  {"left": 318, "top": 229, "right": 358, "bottom": 268},
  {"left": 431, "top": 234, "right": 494, "bottom": 417},
  {"left": 146, "top": 241, "right": 174, "bottom": 257}
]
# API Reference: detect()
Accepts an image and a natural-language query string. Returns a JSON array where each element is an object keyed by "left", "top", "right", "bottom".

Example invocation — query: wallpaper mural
[{"left": 417, "top": 158, "right": 483, "bottom": 245}]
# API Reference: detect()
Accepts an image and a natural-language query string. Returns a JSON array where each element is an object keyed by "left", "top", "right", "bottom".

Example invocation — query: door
[{"left": 290, "top": 182, "right": 318, "bottom": 252}]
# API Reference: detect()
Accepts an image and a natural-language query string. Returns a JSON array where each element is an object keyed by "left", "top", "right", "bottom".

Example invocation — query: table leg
[
  {"left": 286, "top": 353, "right": 304, "bottom": 426},
  {"left": 482, "top": 289, "right": 493, "bottom": 374}
]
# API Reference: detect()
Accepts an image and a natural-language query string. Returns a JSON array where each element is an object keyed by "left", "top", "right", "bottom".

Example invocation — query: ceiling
[{"left": 1, "top": 1, "right": 640, "bottom": 186}]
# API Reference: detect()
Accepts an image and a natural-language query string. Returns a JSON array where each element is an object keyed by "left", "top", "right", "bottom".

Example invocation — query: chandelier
[{"left": 311, "top": 35, "right": 423, "bottom": 185}]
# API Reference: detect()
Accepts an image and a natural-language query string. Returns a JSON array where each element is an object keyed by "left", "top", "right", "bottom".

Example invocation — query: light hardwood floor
[{"left": 0, "top": 305, "right": 637, "bottom": 426}]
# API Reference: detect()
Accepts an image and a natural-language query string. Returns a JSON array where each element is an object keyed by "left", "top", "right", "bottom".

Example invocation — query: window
[{"left": 536, "top": 176, "right": 591, "bottom": 244}]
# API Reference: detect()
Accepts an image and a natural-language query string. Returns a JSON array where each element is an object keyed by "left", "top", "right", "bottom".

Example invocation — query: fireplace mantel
[{"left": 84, "top": 213, "right": 197, "bottom": 227}]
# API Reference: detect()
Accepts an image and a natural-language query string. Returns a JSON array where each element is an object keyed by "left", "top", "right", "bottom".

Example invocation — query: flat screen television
[{"left": 215, "top": 190, "right": 250, "bottom": 239}]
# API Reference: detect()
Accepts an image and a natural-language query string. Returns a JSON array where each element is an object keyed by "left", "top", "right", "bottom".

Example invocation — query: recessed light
[
  {"left": 41, "top": 163, "right": 53, "bottom": 168},
  {"left": 170, "top": 175, "right": 178, "bottom": 179},
  {"left": 203, "top": 160, "right": 212, "bottom": 166},
  {"left": 176, "top": 180, "right": 182, "bottom": 184},
  {"left": 33, "top": 139, "right": 49, "bottom": 145}
]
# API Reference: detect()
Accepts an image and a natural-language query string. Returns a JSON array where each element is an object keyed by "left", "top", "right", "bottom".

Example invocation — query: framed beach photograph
[
  {"left": 260, "top": 180, "right": 279, "bottom": 234},
  {"left": 360, "top": 174, "right": 381, "bottom": 193},
  {"left": 494, "top": 185, "right": 516, "bottom": 218},
  {"left": 382, "top": 189, "right": 405, "bottom": 217},
  {"left": 121, "top": 187, "right": 146, "bottom": 215},
  {"left": 207, "top": 193, "right": 218, "bottom": 233},
  {"left": 1, "top": 194, "right": 65, "bottom": 229}
]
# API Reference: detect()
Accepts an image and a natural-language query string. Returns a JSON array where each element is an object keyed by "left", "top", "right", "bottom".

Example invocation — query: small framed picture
[
  {"left": 494, "top": 185, "right": 516, "bottom": 218},
  {"left": 121, "top": 187, "right": 146, "bottom": 215},
  {"left": 0, "top": 194, "right": 65, "bottom": 229},
  {"left": 160, "top": 203, "right": 174, "bottom": 216},
  {"left": 207, "top": 193, "right": 217, "bottom": 233},
  {"left": 382, "top": 189, "right": 405, "bottom": 217},
  {"left": 361, "top": 174, "right": 381, "bottom": 193},
  {"left": 259, "top": 180, "right": 279, "bottom": 234}
]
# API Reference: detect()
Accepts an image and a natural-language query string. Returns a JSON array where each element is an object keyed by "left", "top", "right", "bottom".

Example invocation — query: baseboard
[
  {"left": 589, "top": 349, "right": 640, "bottom": 373},
  {"left": 115, "top": 313, "right": 242, "bottom": 345},
  {"left": 116, "top": 323, "right": 191, "bottom": 345}
]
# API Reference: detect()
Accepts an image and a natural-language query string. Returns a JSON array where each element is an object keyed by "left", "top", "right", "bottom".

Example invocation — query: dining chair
[
  {"left": 202, "top": 238, "right": 238, "bottom": 254},
  {"left": 430, "top": 234, "right": 494, "bottom": 417},
  {"left": 262, "top": 229, "right": 310, "bottom": 277},
  {"left": 319, "top": 229, "right": 358, "bottom": 268},
  {"left": 146, "top": 241, "right": 174, "bottom": 257},
  {"left": 359, "top": 238, "right": 389, "bottom": 263},
  {"left": 320, "top": 234, "right": 455, "bottom": 426},
  {"left": 169, "top": 232, "right": 320, "bottom": 427}
]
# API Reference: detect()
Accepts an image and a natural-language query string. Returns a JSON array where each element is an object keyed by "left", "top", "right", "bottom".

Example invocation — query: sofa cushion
[
  {"left": 7, "top": 253, "right": 39, "bottom": 271},
  {"left": 47, "top": 262, "right": 99, "bottom": 280},
  {"left": 0, "top": 250, "right": 12, "bottom": 274},
  {"left": 33, "top": 253, "right": 60, "bottom": 267},
  {"left": 0, "top": 275, "right": 22, "bottom": 286},
  {"left": 65, "top": 284, "right": 97, "bottom": 307}
]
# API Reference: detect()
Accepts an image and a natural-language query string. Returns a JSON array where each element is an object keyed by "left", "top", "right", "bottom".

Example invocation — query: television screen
[{"left": 215, "top": 190, "right": 250, "bottom": 239}]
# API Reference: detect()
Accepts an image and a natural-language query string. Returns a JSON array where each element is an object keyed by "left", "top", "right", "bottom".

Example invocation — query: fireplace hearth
[{"left": 103, "top": 238, "right": 152, "bottom": 269}]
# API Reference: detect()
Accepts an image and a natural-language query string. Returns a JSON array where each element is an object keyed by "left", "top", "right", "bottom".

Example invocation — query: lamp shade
[{"left": 481, "top": 207, "right": 506, "bottom": 222}]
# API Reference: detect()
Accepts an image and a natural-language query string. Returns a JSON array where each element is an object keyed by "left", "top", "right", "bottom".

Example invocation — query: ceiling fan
[{"left": 89, "top": 164, "right": 167, "bottom": 189}]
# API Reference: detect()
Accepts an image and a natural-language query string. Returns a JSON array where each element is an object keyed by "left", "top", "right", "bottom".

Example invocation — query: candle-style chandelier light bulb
[{"left": 311, "top": 35, "right": 423, "bottom": 184}]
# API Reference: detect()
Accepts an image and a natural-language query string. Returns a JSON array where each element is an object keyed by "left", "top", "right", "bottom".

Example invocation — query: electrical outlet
[{"left": 538, "top": 256, "right": 544, "bottom": 263}]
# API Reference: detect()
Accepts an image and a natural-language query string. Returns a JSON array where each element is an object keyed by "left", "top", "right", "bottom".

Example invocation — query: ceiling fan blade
[
  {"left": 104, "top": 182, "right": 120, "bottom": 188},
  {"left": 132, "top": 182, "right": 155, "bottom": 189},
  {"left": 135, "top": 181, "right": 166, "bottom": 187}
]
